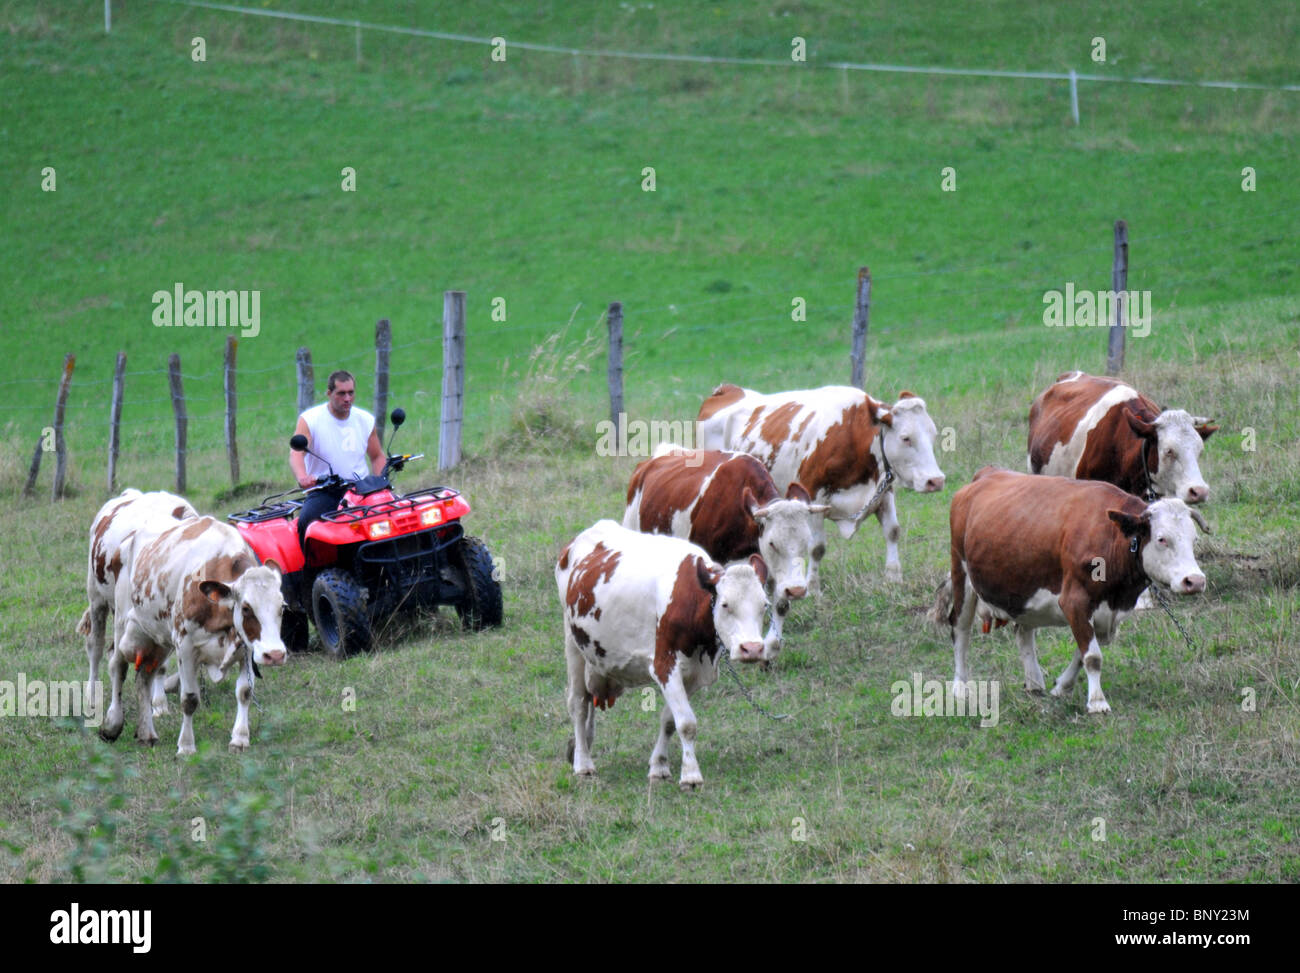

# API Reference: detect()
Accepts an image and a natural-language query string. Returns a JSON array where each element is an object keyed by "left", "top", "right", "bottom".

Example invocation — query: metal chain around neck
[
  {"left": 1148, "top": 583, "right": 1201, "bottom": 656},
  {"left": 716, "top": 643, "right": 791, "bottom": 721}
]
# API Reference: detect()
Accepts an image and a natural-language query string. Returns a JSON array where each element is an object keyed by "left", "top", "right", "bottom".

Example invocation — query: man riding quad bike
[{"left": 228, "top": 408, "right": 502, "bottom": 657}]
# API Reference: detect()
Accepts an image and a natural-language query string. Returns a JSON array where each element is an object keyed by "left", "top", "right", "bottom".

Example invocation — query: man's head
[{"left": 326, "top": 370, "right": 356, "bottom": 420}]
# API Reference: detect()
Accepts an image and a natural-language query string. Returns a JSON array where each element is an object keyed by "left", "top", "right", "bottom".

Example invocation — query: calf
[
  {"left": 697, "top": 384, "right": 944, "bottom": 585},
  {"left": 623, "top": 444, "right": 826, "bottom": 660},
  {"left": 100, "top": 517, "right": 287, "bottom": 754},
  {"left": 1028, "top": 371, "right": 1216, "bottom": 503},
  {"left": 79, "top": 489, "right": 199, "bottom": 715},
  {"left": 556, "top": 520, "right": 768, "bottom": 789},
  {"left": 939, "top": 468, "right": 1208, "bottom": 714}
]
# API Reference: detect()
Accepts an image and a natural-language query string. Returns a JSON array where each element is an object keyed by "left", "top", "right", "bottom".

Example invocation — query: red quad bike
[{"left": 228, "top": 408, "right": 503, "bottom": 657}]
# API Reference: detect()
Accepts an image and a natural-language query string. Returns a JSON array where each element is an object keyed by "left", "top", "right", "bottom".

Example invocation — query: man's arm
[
  {"left": 290, "top": 416, "right": 315, "bottom": 488},
  {"left": 367, "top": 426, "right": 385, "bottom": 476}
]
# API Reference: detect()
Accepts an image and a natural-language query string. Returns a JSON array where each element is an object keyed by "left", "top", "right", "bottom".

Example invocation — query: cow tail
[
  {"left": 927, "top": 577, "right": 954, "bottom": 632},
  {"left": 77, "top": 608, "right": 92, "bottom": 636}
]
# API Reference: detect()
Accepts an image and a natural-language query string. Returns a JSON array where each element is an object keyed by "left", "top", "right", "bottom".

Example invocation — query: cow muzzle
[
  {"left": 254, "top": 642, "right": 288, "bottom": 666},
  {"left": 1177, "top": 573, "right": 1206, "bottom": 595},
  {"left": 917, "top": 474, "right": 945, "bottom": 493},
  {"left": 1183, "top": 485, "right": 1209, "bottom": 504},
  {"left": 735, "top": 641, "right": 764, "bottom": 663}
]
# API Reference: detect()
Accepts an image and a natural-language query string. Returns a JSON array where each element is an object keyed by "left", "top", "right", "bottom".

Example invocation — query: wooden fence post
[
  {"left": 439, "top": 291, "right": 466, "bottom": 470},
  {"left": 296, "top": 347, "right": 315, "bottom": 413},
  {"left": 1106, "top": 220, "right": 1129, "bottom": 376},
  {"left": 108, "top": 352, "right": 126, "bottom": 493},
  {"left": 51, "top": 353, "right": 75, "bottom": 500},
  {"left": 850, "top": 266, "right": 871, "bottom": 389},
  {"left": 607, "top": 301, "right": 624, "bottom": 425},
  {"left": 224, "top": 336, "right": 239, "bottom": 486},
  {"left": 374, "top": 318, "right": 391, "bottom": 440},
  {"left": 168, "top": 353, "right": 187, "bottom": 495}
]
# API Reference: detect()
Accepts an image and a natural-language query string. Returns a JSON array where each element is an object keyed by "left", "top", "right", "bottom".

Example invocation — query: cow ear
[
  {"left": 1194, "top": 422, "right": 1219, "bottom": 441},
  {"left": 785, "top": 481, "right": 812, "bottom": 503},
  {"left": 748, "top": 554, "right": 769, "bottom": 587},
  {"left": 898, "top": 390, "right": 917, "bottom": 400},
  {"left": 262, "top": 558, "right": 283, "bottom": 577},
  {"left": 1124, "top": 405, "right": 1157, "bottom": 439},
  {"left": 199, "top": 580, "right": 232, "bottom": 603},
  {"left": 742, "top": 486, "right": 762, "bottom": 522},
  {"left": 875, "top": 406, "right": 894, "bottom": 427},
  {"left": 695, "top": 557, "right": 723, "bottom": 593},
  {"left": 1190, "top": 509, "right": 1212, "bottom": 535},
  {"left": 1107, "top": 509, "right": 1150, "bottom": 537}
]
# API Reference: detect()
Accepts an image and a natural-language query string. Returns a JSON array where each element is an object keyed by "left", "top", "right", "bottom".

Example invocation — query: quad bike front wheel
[
  {"left": 312, "top": 569, "right": 372, "bottom": 658},
  {"left": 453, "top": 536, "right": 503, "bottom": 630}
]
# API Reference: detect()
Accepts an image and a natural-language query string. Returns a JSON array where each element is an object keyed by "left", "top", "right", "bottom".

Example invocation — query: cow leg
[
  {"left": 763, "top": 587, "right": 788, "bottom": 661},
  {"left": 99, "top": 644, "right": 128, "bottom": 743},
  {"left": 950, "top": 568, "right": 978, "bottom": 698},
  {"left": 658, "top": 665, "right": 703, "bottom": 790},
  {"left": 83, "top": 601, "right": 109, "bottom": 704},
  {"left": 229, "top": 657, "right": 253, "bottom": 752},
  {"left": 1052, "top": 586, "right": 1110, "bottom": 714},
  {"left": 649, "top": 703, "right": 675, "bottom": 780},
  {"left": 176, "top": 640, "right": 202, "bottom": 757},
  {"left": 150, "top": 667, "right": 169, "bottom": 717},
  {"left": 1015, "top": 624, "right": 1046, "bottom": 693},
  {"left": 564, "top": 630, "right": 596, "bottom": 775},
  {"left": 133, "top": 657, "right": 159, "bottom": 746},
  {"left": 875, "top": 491, "right": 903, "bottom": 582}
]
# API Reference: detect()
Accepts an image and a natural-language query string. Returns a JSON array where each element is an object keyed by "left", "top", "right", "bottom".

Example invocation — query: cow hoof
[
  {"left": 565, "top": 737, "right": 575, "bottom": 763},
  {"left": 229, "top": 742, "right": 248, "bottom": 753},
  {"left": 649, "top": 766, "right": 671, "bottom": 781},
  {"left": 885, "top": 564, "right": 903, "bottom": 583},
  {"left": 679, "top": 779, "right": 703, "bottom": 792},
  {"left": 1025, "top": 684, "right": 1047, "bottom": 695},
  {"left": 951, "top": 680, "right": 969, "bottom": 699},
  {"left": 176, "top": 746, "right": 196, "bottom": 758},
  {"left": 1087, "top": 700, "right": 1112, "bottom": 715},
  {"left": 135, "top": 734, "right": 158, "bottom": 746},
  {"left": 98, "top": 726, "right": 122, "bottom": 743}
]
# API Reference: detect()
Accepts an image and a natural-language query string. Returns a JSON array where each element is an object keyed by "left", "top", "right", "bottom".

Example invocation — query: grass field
[{"left": 0, "top": 0, "right": 1297, "bottom": 882}]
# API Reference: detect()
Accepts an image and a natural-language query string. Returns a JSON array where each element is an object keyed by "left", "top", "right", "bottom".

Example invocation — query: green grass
[{"left": 0, "top": 0, "right": 1297, "bottom": 882}]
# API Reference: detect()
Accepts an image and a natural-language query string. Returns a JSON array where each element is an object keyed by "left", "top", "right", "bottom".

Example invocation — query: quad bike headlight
[
  {"left": 418, "top": 504, "right": 442, "bottom": 526},
  {"left": 368, "top": 520, "right": 393, "bottom": 539}
]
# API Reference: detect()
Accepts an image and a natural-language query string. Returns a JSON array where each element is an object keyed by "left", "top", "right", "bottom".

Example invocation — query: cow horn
[{"left": 1190, "top": 509, "right": 1212, "bottom": 535}]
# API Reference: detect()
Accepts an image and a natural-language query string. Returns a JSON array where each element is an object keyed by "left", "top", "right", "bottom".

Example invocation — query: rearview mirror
[
  {"left": 290, "top": 434, "right": 309, "bottom": 451},
  {"left": 390, "top": 408, "right": 406, "bottom": 428}
]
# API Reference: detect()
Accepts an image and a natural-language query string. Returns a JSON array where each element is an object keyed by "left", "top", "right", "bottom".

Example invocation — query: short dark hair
[{"left": 327, "top": 370, "right": 355, "bottom": 392}]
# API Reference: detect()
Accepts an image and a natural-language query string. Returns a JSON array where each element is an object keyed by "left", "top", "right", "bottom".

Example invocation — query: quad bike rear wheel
[
  {"left": 453, "top": 536, "right": 503, "bottom": 630},
  {"left": 281, "top": 607, "right": 311, "bottom": 654},
  {"left": 312, "top": 568, "right": 372, "bottom": 658}
]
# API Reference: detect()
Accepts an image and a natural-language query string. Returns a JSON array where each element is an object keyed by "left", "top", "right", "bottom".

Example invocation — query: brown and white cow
[
  {"left": 697, "top": 384, "right": 945, "bottom": 585},
  {"left": 623, "top": 444, "right": 827, "bottom": 660},
  {"left": 79, "top": 489, "right": 199, "bottom": 716},
  {"left": 100, "top": 516, "right": 287, "bottom": 754},
  {"left": 1028, "top": 371, "right": 1217, "bottom": 503},
  {"left": 556, "top": 520, "right": 769, "bottom": 789},
  {"left": 938, "top": 467, "right": 1208, "bottom": 714}
]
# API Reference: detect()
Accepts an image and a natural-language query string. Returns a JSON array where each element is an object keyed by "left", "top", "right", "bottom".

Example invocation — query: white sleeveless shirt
[{"left": 300, "top": 402, "right": 375, "bottom": 481}]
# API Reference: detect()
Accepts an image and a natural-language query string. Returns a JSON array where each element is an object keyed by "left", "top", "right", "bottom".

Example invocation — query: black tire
[
  {"left": 453, "top": 536, "right": 503, "bottom": 630},
  {"left": 281, "top": 608, "right": 311, "bottom": 654},
  {"left": 311, "top": 569, "right": 372, "bottom": 658}
]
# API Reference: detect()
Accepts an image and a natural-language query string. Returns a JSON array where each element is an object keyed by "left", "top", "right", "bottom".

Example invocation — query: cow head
[
  {"left": 1108, "top": 499, "right": 1208, "bottom": 595},
  {"left": 200, "top": 564, "right": 288, "bottom": 666},
  {"left": 699, "top": 555, "right": 769, "bottom": 664},
  {"left": 744, "top": 483, "right": 828, "bottom": 611},
  {"left": 876, "top": 392, "right": 946, "bottom": 495},
  {"left": 1124, "top": 406, "right": 1216, "bottom": 504}
]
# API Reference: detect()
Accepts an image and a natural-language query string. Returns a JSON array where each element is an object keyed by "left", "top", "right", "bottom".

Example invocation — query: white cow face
[
  {"left": 203, "top": 566, "right": 288, "bottom": 666},
  {"left": 878, "top": 394, "right": 946, "bottom": 494},
  {"left": 1110, "top": 499, "right": 1208, "bottom": 595},
  {"left": 709, "top": 556, "right": 769, "bottom": 664},
  {"left": 751, "top": 496, "right": 828, "bottom": 609},
  {"left": 1127, "top": 408, "right": 1216, "bottom": 504}
]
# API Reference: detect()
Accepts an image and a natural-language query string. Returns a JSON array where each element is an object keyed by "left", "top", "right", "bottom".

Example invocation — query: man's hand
[{"left": 297, "top": 474, "right": 317, "bottom": 489}]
